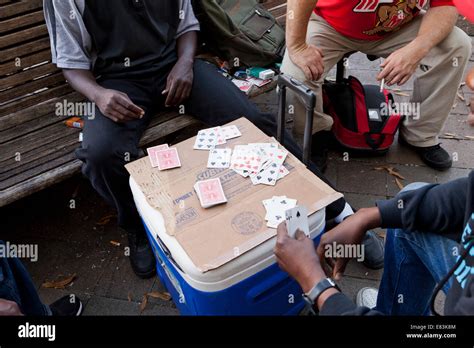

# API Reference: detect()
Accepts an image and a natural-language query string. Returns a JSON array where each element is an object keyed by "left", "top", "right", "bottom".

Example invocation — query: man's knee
[
  {"left": 400, "top": 182, "right": 430, "bottom": 194},
  {"left": 446, "top": 27, "right": 472, "bottom": 62},
  {"left": 78, "top": 139, "right": 130, "bottom": 176}
]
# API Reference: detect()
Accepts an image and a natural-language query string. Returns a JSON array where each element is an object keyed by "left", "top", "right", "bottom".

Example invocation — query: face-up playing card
[
  {"left": 285, "top": 206, "right": 310, "bottom": 238},
  {"left": 252, "top": 161, "right": 280, "bottom": 186},
  {"left": 251, "top": 148, "right": 288, "bottom": 186},
  {"left": 221, "top": 125, "right": 242, "bottom": 140},
  {"left": 156, "top": 148, "right": 181, "bottom": 171},
  {"left": 147, "top": 144, "right": 169, "bottom": 168},
  {"left": 278, "top": 166, "right": 290, "bottom": 180},
  {"left": 263, "top": 196, "right": 297, "bottom": 229},
  {"left": 195, "top": 178, "right": 227, "bottom": 208},
  {"left": 193, "top": 127, "right": 226, "bottom": 151},
  {"left": 207, "top": 148, "right": 232, "bottom": 169}
]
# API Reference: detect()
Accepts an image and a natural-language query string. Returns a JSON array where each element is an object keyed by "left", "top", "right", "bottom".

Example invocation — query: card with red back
[
  {"left": 147, "top": 144, "right": 169, "bottom": 168},
  {"left": 195, "top": 178, "right": 227, "bottom": 207},
  {"left": 156, "top": 148, "right": 181, "bottom": 171}
]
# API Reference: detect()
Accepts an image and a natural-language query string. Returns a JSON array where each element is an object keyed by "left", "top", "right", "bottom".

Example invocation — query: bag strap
[{"left": 348, "top": 76, "right": 370, "bottom": 134}]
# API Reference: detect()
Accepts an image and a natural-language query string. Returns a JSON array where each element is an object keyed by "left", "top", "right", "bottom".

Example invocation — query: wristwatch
[{"left": 302, "top": 278, "right": 340, "bottom": 310}]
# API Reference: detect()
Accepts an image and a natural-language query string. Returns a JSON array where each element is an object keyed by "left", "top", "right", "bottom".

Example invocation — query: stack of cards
[
  {"left": 193, "top": 125, "right": 242, "bottom": 151},
  {"left": 230, "top": 143, "right": 289, "bottom": 186},
  {"left": 194, "top": 178, "right": 228, "bottom": 209},
  {"left": 207, "top": 148, "right": 232, "bottom": 169},
  {"left": 147, "top": 144, "right": 182, "bottom": 171},
  {"left": 262, "top": 196, "right": 297, "bottom": 228}
]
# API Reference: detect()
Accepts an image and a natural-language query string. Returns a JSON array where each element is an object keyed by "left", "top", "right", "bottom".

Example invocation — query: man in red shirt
[{"left": 282, "top": 0, "right": 471, "bottom": 171}]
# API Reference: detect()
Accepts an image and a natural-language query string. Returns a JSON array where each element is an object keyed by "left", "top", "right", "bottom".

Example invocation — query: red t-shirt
[{"left": 314, "top": 0, "right": 455, "bottom": 40}]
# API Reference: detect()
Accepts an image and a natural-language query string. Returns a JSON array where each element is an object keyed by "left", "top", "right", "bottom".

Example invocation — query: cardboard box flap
[{"left": 126, "top": 118, "right": 343, "bottom": 272}]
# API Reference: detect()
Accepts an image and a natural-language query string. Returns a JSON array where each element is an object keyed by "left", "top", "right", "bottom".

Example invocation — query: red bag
[{"left": 323, "top": 76, "right": 403, "bottom": 154}]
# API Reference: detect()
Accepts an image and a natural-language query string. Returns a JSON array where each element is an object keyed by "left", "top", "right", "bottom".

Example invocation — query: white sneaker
[{"left": 356, "top": 287, "right": 379, "bottom": 309}]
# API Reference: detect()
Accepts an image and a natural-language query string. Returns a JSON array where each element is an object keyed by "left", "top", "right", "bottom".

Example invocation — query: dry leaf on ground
[
  {"left": 42, "top": 274, "right": 76, "bottom": 289},
  {"left": 395, "top": 178, "right": 405, "bottom": 190}
]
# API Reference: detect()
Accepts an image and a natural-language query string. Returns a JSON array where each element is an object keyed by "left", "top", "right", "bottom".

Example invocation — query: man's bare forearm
[
  {"left": 413, "top": 6, "right": 458, "bottom": 55},
  {"left": 286, "top": 0, "right": 318, "bottom": 54},
  {"left": 62, "top": 69, "right": 104, "bottom": 103},
  {"left": 176, "top": 31, "right": 198, "bottom": 65}
]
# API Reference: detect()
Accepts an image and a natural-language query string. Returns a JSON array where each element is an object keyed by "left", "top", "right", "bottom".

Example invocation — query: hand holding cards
[{"left": 194, "top": 178, "right": 227, "bottom": 209}]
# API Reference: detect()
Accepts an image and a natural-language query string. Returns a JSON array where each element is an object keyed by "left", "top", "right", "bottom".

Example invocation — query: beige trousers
[{"left": 281, "top": 13, "right": 472, "bottom": 147}]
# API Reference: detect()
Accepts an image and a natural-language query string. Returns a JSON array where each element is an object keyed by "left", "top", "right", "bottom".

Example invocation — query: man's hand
[
  {"left": 274, "top": 223, "right": 325, "bottom": 293},
  {"left": 467, "top": 68, "right": 474, "bottom": 126},
  {"left": 162, "top": 59, "right": 194, "bottom": 107},
  {"left": 95, "top": 89, "right": 145, "bottom": 123},
  {"left": 0, "top": 299, "right": 23, "bottom": 316},
  {"left": 316, "top": 207, "right": 382, "bottom": 280},
  {"left": 289, "top": 44, "right": 325, "bottom": 81},
  {"left": 378, "top": 42, "right": 427, "bottom": 86}
]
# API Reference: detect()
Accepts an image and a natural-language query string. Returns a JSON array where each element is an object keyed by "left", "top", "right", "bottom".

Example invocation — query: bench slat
[
  {"left": 0, "top": 24, "right": 48, "bottom": 50},
  {"left": 0, "top": 72, "right": 65, "bottom": 104},
  {"left": 0, "top": 131, "right": 80, "bottom": 179},
  {"left": 0, "top": 37, "right": 50, "bottom": 63},
  {"left": 0, "top": 0, "right": 43, "bottom": 19},
  {"left": 0, "top": 121, "right": 79, "bottom": 164},
  {"left": 0, "top": 144, "right": 79, "bottom": 190},
  {"left": 0, "top": 49, "right": 51, "bottom": 76},
  {"left": 0, "top": 62, "right": 58, "bottom": 89},
  {"left": 0, "top": 10, "right": 44, "bottom": 33},
  {"left": 0, "top": 83, "right": 73, "bottom": 117},
  {"left": 0, "top": 92, "right": 83, "bottom": 135},
  {"left": 0, "top": 160, "right": 83, "bottom": 208}
]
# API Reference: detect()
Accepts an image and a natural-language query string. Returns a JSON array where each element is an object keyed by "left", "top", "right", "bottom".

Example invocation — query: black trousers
[{"left": 77, "top": 59, "right": 346, "bottom": 231}]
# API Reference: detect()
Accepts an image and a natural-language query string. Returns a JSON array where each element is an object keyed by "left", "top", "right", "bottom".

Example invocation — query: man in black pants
[{"left": 44, "top": 0, "right": 382, "bottom": 278}]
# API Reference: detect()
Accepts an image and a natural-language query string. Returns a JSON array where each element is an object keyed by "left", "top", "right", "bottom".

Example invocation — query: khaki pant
[{"left": 281, "top": 14, "right": 472, "bottom": 147}]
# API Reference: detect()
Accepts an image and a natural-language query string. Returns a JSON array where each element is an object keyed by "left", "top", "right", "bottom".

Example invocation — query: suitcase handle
[{"left": 277, "top": 74, "right": 316, "bottom": 165}]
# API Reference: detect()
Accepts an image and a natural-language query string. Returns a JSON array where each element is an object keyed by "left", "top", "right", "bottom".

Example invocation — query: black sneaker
[
  {"left": 126, "top": 226, "right": 156, "bottom": 279},
  {"left": 50, "top": 295, "right": 83, "bottom": 316},
  {"left": 362, "top": 231, "right": 385, "bottom": 270},
  {"left": 399, "top": 136, "right": 452, "bottom": 171},
  {"left": 311, "top": 131, "right": 332, "bottom": 172}
]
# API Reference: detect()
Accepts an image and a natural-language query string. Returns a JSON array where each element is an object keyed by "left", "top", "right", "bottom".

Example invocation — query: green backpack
[{"left": 192, "top": 0, "right": 286, "bottom": 68}]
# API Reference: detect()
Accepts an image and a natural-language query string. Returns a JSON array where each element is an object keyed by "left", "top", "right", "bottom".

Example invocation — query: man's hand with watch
[
  {"left": 274, "top": 207, "right": 382, "bottom": 312},
  {"left": 274, "top": 224, "right": 340, "bottom": 312}
]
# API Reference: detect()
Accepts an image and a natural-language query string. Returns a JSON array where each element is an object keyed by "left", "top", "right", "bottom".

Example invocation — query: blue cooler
[{"left": 130, "top": 177, "right": 326, "bottom": 316}]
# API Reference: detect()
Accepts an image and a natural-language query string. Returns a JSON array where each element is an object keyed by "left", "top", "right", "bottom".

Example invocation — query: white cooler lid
[{"left": 130, "top": 177, "right": 326, "bottom": 292}]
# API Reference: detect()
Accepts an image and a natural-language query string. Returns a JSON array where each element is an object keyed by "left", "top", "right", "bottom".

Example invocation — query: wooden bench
[{"left": 0, "top": 0, "right": 288, "bottom": 207}]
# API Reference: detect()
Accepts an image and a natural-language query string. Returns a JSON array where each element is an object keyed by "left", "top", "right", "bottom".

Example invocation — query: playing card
[
  {"left": 147, "top": 144, "right": 169, "bottom": 168},
  {"left": 195, "top": 178, "right": 227, "bottom": 208},
  {"left": 263, "top": 196, "right": 297, "bottom": 229},
  {"left": 221, "top": 125, "right": 242, "bottom": 140},
  {"left": 193, "top": 127, "right": 226, "bottom": 151},
  {"left": 252, "top": 161, "right": 280, "bottom": 186},
  {"left": 278, "top": 166, "right": 290, "bottom": 180},
  {"left": 230, "top": 145, "right": 260, "bottom": 177},
  {"left": 285, "top": 206, "right": 310, "bottom": 238},
  {"left": 156, "top": 148, "right": 181, "bottom": 171},
  {"left": 252, "top": 148, "right": 288, "bottom": 186},
  {"left": 207, "top": 148, "right": 232, "bottom": 169}
]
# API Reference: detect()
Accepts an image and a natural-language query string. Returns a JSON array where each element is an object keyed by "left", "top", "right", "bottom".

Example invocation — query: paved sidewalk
[{"left": 2, "top": 36, "right": 473, "bottom": 316}]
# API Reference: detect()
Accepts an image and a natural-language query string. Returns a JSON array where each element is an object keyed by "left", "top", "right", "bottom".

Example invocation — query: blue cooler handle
[
  {"left": 155, "top": 234, "right": 183, "bottom": 273},
  {"left": 247, "top": 271, "right": 294, "bottom": 303}
]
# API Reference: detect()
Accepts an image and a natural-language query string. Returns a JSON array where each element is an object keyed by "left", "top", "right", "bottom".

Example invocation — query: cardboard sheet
[{"left": 126, "top": 118, "right": 343, "bottom": 272}]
